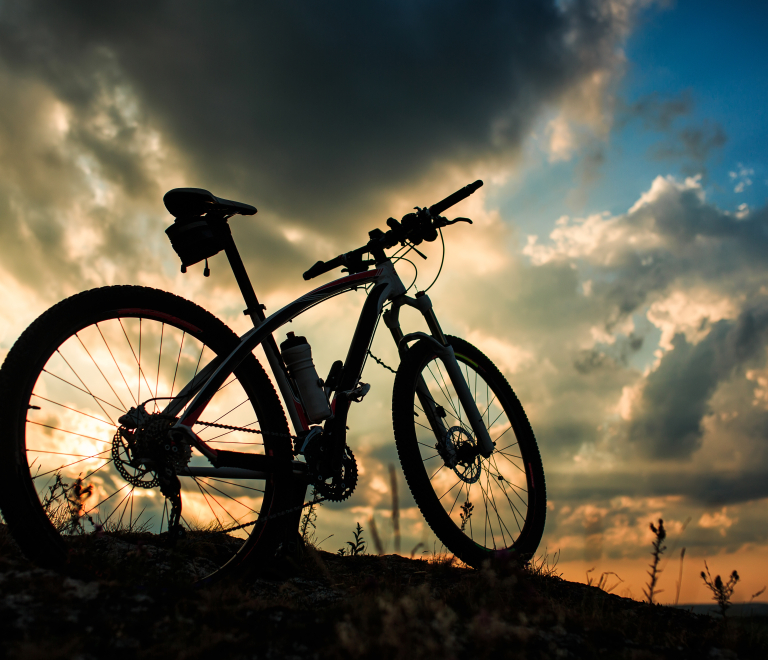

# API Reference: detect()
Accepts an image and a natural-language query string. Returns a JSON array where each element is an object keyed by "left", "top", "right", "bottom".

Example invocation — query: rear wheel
[
  {"left": 0, "top": 286, "right": 293, "bottom": 583},
  {"left": 393, "top": 336, "right": 546, "bottom": 567}
]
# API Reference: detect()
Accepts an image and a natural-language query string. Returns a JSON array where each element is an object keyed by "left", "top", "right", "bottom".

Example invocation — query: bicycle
[{"left": 0, "top": 180, "right": 546, "bottom": 583}]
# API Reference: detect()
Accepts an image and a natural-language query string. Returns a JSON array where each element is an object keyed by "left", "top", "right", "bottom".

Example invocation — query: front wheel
[{"left": 393, "top": 335, "right": 546, "bottom": 567}]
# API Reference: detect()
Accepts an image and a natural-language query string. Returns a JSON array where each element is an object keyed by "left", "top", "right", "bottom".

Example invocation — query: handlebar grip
[
  {"left": 303, "top": 256, "right": 342, "bottom": 280},
  {"left": 428, "top": 180, "right": 483, "bottom": 217}
]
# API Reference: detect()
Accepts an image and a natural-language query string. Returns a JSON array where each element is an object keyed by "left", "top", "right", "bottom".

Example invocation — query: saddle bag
[{"left": 165, "top": 216, "right": 231, "bottom": 268}]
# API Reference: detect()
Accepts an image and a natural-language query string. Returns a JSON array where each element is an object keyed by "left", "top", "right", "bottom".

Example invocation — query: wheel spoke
[
  {"left": 117, "top": 319, "right": 157, "bottom": 406},
  {"left": 198, "top": 478, "right": 261, "bottom": 514},
  {"left": 75, "top": 334, "right": 130, "bottom": 413},
  {"left": 32, "top": 448, "right": 113, "bottom": 479},
  {"left": 154, "top": 323, "right": 165, "bottom": 414},
  {"left": 31, "top": 394, "right": 113, "bottom": 426},
  {"left": 170, "top": 331, "right": 186, "bottom": 399},
  {"left": 41, "top": 370, "right": 124, "bottom": 414},
  {"left": 97, "top": 323, "right": 138, "bottom": 407},
  {"left": 55, "top": 350, "right": 118, "bottom": 425},
  {"left": 26, "top": 420, "right": 111, "bottom": 445},
  {"left": 425, "top": 363, "right": 461, "bottom": 421}
]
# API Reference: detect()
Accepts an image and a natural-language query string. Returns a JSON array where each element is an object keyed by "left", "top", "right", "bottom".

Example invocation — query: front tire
[
  {"left": 393, "top": 335, "right": 546, "bottom": 567},
  {"left": 0, "top": 286, "right": 293, "bottom": 583}
]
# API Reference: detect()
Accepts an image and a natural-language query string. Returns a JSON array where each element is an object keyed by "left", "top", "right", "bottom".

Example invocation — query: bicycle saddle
[{"left": 163, "top": 188, "right": 257, "bottom": 218}]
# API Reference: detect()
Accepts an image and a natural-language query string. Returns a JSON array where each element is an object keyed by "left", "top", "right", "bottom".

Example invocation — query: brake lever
[{"left": 442, "top": 217, "right": 472, "bottom": 226}]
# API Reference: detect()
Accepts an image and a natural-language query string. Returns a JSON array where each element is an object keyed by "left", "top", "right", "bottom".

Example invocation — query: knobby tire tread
[{"left": 392, "top": 335, "right": 546, "bottom": 567}]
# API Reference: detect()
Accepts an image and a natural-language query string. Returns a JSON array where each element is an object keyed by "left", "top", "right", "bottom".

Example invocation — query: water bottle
[{"left": 280, "top": 332, "right": 332, "bottom": 422}]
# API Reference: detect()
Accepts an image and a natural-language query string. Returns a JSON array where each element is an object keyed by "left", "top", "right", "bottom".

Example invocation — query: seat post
[{"left": 222, "top": 236, "right": 266, "bottom": 326}]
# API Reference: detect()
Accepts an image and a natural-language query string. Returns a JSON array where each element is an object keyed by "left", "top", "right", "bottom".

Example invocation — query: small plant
[
  {"left": 389, "top": 464, "right": 400, "bottom": 553},
  {"left": 526, "top": 547, "right": 562, "bottom": 579},
  {"left": 586, "top": 568, "right": 623, "bottom": 593},
  {"left": 41, "top": 473, "right": 94, "bottom": 534},
  {"left": 701, "top": 561, "right": 740, "bottom": 619},
  {"left": 338, "top": 522, "right": 366, "bottom": 556},
  {"left": 369, "top": 515, "right": 385, "bottom": 555},
  {"left": 299, "top": 487, "right": 323, "bottom": 545},
  {"left": 459, "top": 499, "right": 474, "bottom": 532},
  {"left": 674, "top": 547, "right": 686, "bottom": 606},
  {"left": 643, "top": 518, "right": 667, "bottom": 604}
]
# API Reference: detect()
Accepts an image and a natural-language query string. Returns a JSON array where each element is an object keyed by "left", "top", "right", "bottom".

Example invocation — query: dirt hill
[{"left": 1, "top": 524, "right": 766, "bottom": 659}]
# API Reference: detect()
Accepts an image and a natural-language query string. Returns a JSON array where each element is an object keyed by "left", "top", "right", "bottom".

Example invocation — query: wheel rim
[
  {"left": 23, "top": 311, "right": 275, "bottom": 578},
  {"left": 412, "top": 352, "right": 532, "bottom": 552}
]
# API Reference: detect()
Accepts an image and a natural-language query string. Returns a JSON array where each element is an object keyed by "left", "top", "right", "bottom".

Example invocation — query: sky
[{"left": 0, "top": 0, "right": 767, "bottom": 603}]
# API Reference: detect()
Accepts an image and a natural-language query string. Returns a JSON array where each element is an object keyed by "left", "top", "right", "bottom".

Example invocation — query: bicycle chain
[{"left": 195, "top": 419, "right": 299, "bottom": 441}]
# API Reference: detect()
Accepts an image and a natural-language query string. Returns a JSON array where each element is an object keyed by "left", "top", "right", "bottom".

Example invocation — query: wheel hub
[{"left": 439, "top": 425, "right": 482, "bottom": 484}]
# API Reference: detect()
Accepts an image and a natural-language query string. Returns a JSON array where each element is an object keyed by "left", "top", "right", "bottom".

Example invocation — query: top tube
[{"left": 172, "top": 265, "right": 396, "bottom": 432}]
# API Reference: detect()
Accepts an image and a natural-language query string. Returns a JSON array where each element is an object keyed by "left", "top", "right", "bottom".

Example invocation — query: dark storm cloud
[
  {"left": 0, "top": 0, "right": 632, "bottom": 233},
  {"left": 618, "top": 91, "right": 726, "bottom": 172},
  {"left": 573, "top": 333, "right": 644, "bottom": 374},
  {"left": 651, "top": 121, "right": 727, "bottom": 166},
  {"left": 619, "top": 90, "right": 693, "bottom": 131},
  {"left": 548, "top": 468, "right": 768, "bottom": 507},
  {"left": 524, "top": 177, "right": 768, "bottom": 472}
]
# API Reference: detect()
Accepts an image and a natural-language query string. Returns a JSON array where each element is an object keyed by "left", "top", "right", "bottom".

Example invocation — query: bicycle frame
[{"left": 164, "top": 231, "right": 493, "bottom": 479}]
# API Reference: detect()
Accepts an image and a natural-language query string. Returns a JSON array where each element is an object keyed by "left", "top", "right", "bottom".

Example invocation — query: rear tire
[
  {"left": 393, "top": 335, "right": 546, "bottom": 567},
  {"left": 0, "top": 286, "right": 293, "bottom": 583}
]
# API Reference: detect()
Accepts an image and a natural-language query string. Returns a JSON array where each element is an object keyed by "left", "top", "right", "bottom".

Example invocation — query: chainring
[{"left": 312, "top": 444, "right": 358, "bottom": 502}]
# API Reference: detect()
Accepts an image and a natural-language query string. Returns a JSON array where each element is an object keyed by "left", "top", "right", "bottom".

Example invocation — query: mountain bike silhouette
[{"left": 0, "top": 181, "right": 546, "bottom": 582}]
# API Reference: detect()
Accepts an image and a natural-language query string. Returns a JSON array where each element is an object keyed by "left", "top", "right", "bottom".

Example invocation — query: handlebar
[
  {"left": 429, "top": 180, "right": 483, "bottom": 217},
  {"left": 303, "top": 180, "right": 483, "bottom": 280}
]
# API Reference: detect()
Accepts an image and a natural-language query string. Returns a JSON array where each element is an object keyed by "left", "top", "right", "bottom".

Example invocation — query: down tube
[{"left": 176, "top": 271, "right": 382, "bottom": 430}]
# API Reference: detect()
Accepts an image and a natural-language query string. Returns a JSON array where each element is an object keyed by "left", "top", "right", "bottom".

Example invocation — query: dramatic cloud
[
  {"left": 0, "top": 0, "right": 640, "bottom": 304},
  {"left": 1, "top": 0, "right": 765, "bottom": 592},
  {"left": 511, "top": 171, "right": 768, "bottom": 570}
]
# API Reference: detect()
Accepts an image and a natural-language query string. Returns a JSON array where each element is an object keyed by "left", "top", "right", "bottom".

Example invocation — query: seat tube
[{"left": 223, "top": 238, "right": 305, "bottom": 433}]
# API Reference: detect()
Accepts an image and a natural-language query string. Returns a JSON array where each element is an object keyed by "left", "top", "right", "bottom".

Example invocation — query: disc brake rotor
[{"left": 441, "top": 425, "right": 481, "bottom": 484}]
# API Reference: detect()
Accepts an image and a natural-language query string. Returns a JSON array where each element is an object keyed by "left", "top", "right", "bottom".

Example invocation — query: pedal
[{"left": 344, "top": 382, "right": 371, "bottom": 403}]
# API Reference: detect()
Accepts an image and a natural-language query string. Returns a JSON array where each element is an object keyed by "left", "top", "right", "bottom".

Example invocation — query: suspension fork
[{"left": 383, "top": 293, "right": 495, "bottom": 458}]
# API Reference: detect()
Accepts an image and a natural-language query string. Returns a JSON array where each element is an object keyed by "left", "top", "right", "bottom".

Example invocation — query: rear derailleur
[{"left": 114, "top": 405, "right": 188, "bottom": 544}]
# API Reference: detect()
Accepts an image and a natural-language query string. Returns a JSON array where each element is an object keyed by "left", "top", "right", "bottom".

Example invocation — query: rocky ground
[{"left": 1, "top": 524, "right": 766, "bottom": 659}]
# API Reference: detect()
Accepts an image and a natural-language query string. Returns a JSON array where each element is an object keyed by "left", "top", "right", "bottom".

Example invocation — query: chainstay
[{"left": 191, "top": 419, "right": 322, "bottom": 534}]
